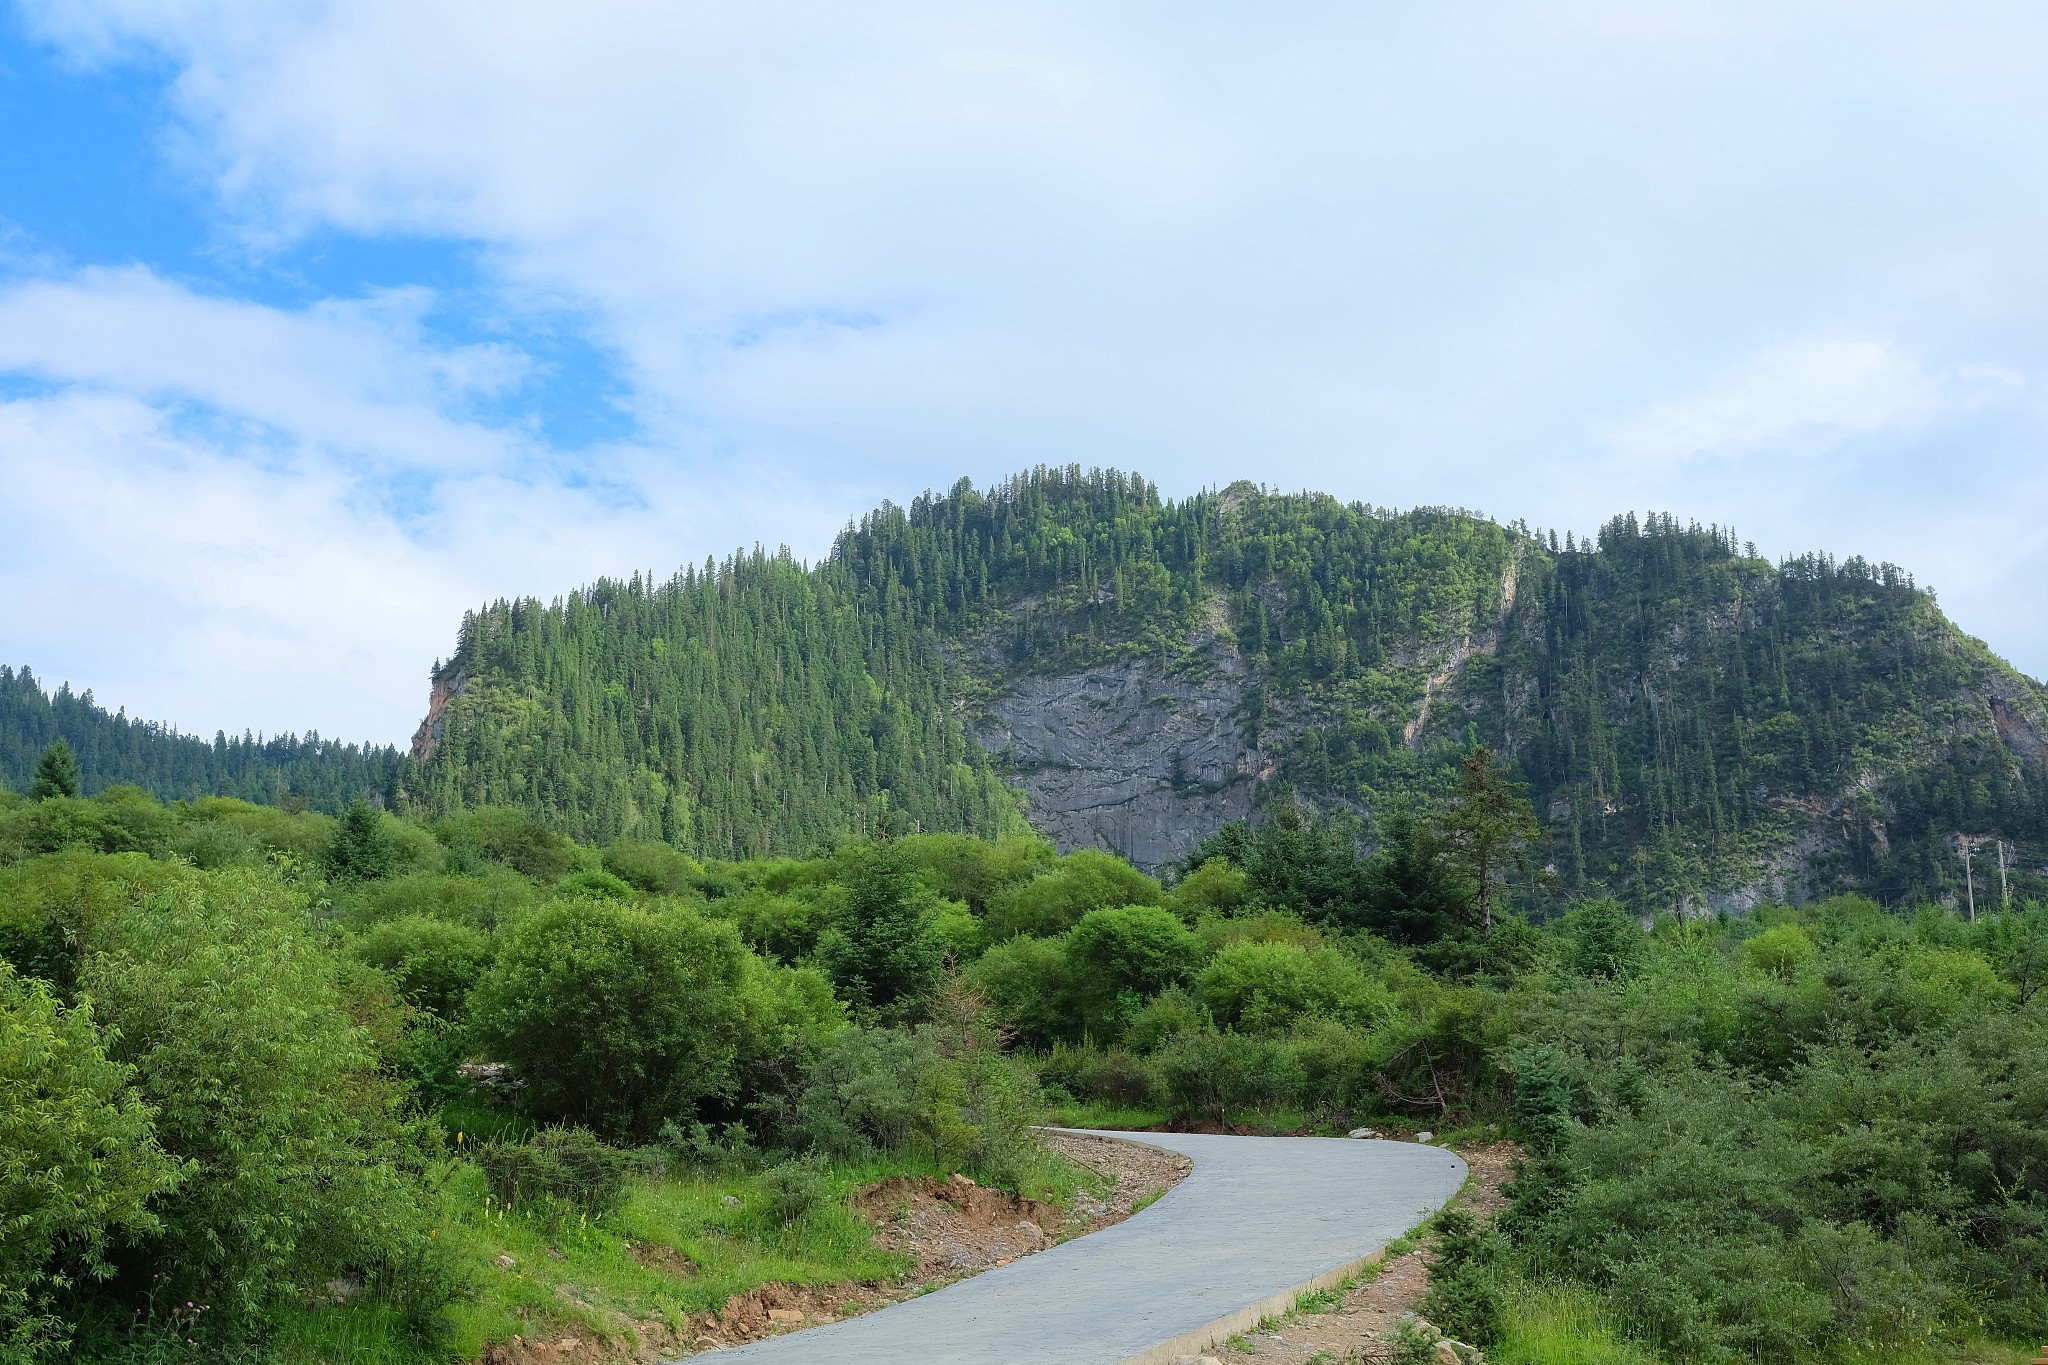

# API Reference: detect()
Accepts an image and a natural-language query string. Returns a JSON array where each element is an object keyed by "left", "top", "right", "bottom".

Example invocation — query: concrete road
[{"left": 697, "top": 1131, "right": 1467, "bottom": 1365}]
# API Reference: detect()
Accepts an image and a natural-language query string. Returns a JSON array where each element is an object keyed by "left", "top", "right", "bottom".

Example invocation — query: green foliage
[
  {"left": 1559, "top": 899, "right": 1644, "bottom": 980},
  {"left": 79, "top": 867, "right": 442, "bottom": 1323},
  {"left": 1155, "top": 1028, "right": 1303, "bottom": 1125},
  {"left": 967, "top": 932, "right": 1071, "bottom": 1048},
  {"left": 1, "top": 665, "right": 408, "bottom": 811},
  {"left": 1195, "top": 940, "right": 1391, "bottom": 1033},
  {"left": 600, "top": 839, "right": 703, "bottom": 894},
  {"left": 815, "top": 841, "right": 947, "bottom": 1015},
  {"left": 325, "top": 799, "right": 396, "bottom": 883},
  {"left": 985, "top": 848, "right": 1164, "bottom": 941},
  {"left": 1063, "top": 905, "right": 1199, "bottom": 1039},
  {"left": 758, "top": 1155, "right": 834, "bottom": 1226},
  {"left": 474, "top": 1126, "right": 633, "bottom": 1221},
  {"left": 0, "top": 961, "right": 181, "bottom": 1358},
  {"left": 354, "top": 915, "right": 493, "bottom": 1017},
  {"left": 29, "top": 741, "right": 78, "bottom": 801},
  {"left": 1420, "top": 1207, "right": 1510, "bottom": 1346},
  {"left": 434, "top": 806, "right": 574, "bottom": 881},
  {"left": 468, "top": 899, "right": 749, "bottom": 1139}
]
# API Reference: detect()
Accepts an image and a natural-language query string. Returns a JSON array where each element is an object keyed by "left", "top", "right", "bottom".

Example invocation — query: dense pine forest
[
  {"left": 0, "top": 666, "right": 409, "bottom": 810},
  {"left": 416, "top": 468, "right": 2048, "bottom": 913}
]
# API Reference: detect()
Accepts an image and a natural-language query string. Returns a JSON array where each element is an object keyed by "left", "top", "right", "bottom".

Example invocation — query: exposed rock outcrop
[{"left": 973, "top": 648, "right": 1273, "bottom": 871}]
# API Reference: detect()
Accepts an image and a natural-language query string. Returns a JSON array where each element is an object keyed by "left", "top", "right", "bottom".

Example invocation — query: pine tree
[
  {"left": 30, "top": 739, "right": 79, "bottom": 800},
  {"left": 325, "top": 800, "right": 395, "bottom": 883},
  {"left": 1436, "top": 746, "right": 1541, "bottom": 935}
]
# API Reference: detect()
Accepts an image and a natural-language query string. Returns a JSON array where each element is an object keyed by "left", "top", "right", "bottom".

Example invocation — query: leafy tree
[
  {"left": 1062, "top": 905, "right": 1200, "bottom": 1039},
  {"left": 325, "top": 800, "right": 395, "bottom": 883},
  {"left": 80, "top": 868, "right": 440, "bottom": 1322},
  {"left": 985, "top": 849, "right": 1164, "bottom": 941},
  {"left": 28, "top": 741, "right": 77, "bottom": 801},
  {"left": 816, "top": 841, "right": 948, "bottom": 1014},
  {"left": 1194, "top": 940, "right": 1390, "bottom": 1032},
  {"left": 468, "top": 899, "right": 749, "bottom": 1138},
  {"left": 1436, "top": 747, "right": 1540, "bottom": 935}
]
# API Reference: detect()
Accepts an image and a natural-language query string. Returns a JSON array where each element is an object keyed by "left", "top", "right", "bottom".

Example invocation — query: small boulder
[
  {"left": 767, "top": 1308, "right": 804, "bottom": 1326},
  {"left": 721, "top": 1195, "right": 743, "bottom": 1208},
  {"left": 1348, "top": 1126, "right": 1378, "bottom": 1139},
  {"left": 494, "top": 1254, "right": 516, "bottom": 1269},
  {"left": 1414, "top": 1130, "right": 1435, "bottom": 1143}
]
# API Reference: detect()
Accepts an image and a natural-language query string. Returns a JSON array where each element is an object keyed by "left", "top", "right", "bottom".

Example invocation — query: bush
[
  {"left": 815, "top": 843, "right": 946, "bottom": 1014},
  {"left": 556, "top": 868, "right": 634, "bottom": 900},
  {"left": 985, "top": 849, "right": 1164, "bottom": 941},
  {"left": 1124, "top": 985, "right": 1205, "bottom": 1054},
  {"left": 1063, "top": 905, "right": 1200, "bottom": 1040},
  {"left": 474, "top": 1126, "right": 633, "bottom": 1222},
  {"left": 325, "top": 800, "right": 395, "bottom": 883},
  {"left": 1155, "top": 1028, "right": 1302, "bottom": 1125},
  {"left": 601, "top": 840, "right": 703, "bottom": 895},
  {"left": 468, "top": 898, "right": 750, "bottom": 1139},
  {"left": 759, "top": 1155, "right": 834, "bottom": 1226},
  {"left": 0, "top": 961, "right": 181, "bottom": 1356},
  {"left": 1062, "top": 1045, "right": 1162, "bottom": 1108},
  {"left": 774, "top": 1026, "right": 931, "bottom": 1158},
  {"left": 354, "top": 915, "right": 492, "bottom": 1017},
  {"left": 968, "top": 933, "right": 1070, "bottom": 1047},
  {"left": 1196, "top": 940, "right": 1391, "bottom": 1032},
  {"left": 1420, "top": 1208, "right": 1509, "bottom": 1346},
  {"left": 80, "top": 867, "right": 442, "bottom": 1322},
  {"left": 434, "top": 807, "right": 574, "bottom": 882}
]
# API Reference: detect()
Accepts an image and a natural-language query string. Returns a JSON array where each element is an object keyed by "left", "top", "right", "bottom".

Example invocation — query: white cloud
[
  {"left": 6, "top": 0, "right": 2048, "bottom": 736},
  {"left": 1604, "top": 340, "right": 2024, "bottom": 465}
]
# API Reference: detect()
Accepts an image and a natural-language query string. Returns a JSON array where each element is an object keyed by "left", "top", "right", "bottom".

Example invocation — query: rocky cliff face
[{"left": 971, "top": 646, "right": 1274, "bottom": 871}]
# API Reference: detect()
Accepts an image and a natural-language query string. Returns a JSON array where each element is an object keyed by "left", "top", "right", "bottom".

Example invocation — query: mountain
[
  {"left": 411, "top": 467, "right": 2048, "bottom": 912},
  {"left": 0, "top": 665, "right": 409, "bottom": 810}
]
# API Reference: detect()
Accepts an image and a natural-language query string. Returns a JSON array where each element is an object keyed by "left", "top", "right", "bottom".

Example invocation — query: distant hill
[
  {"left": 412, "top": 467, "right": 2048, "bottom": 911},
  {"left": 0, "top": 665, "right": 408, "bottom": 811}
]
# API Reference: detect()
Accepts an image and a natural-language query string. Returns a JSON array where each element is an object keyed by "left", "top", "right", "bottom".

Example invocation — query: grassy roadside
[{"left": 160, "top": 1143, "right": 1104, "bottom": 1365}]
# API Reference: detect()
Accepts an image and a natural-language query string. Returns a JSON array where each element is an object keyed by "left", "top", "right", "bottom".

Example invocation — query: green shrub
[
  {"left": 1196, "top": 940, "right": 1391, "bottom": 1032},
  {"left": 1421, "top": 1208, "right": 1509, "bottom": 1346},
  {"left": 325, "top": 800, "right": 395, "bottom": 883},
  {"left": 434, "top": 807, "right": 574, "bottom": 881},
  {"left": 776, "top": 1025, "right": 932, "bottom": 1158},
  {"left": 0, "top": 961, "right": 182, "bottom": 1357},
  {"left": 969, "top": 933, "right": 1071, "bottom": 1047},
  {"left": 80, "top": 867, "right": 443, "bottom": 1322},
  {"left": 474, "top": 1125, "right": 633, "bottom": 1222},
  {"left": 601, "top": 840, "right": 703, "bottom": 895},
  {"left": 985, "top": 849, "right": 1164, "bottom": 941},
  {"left": 1063, "top": 905, "right": 1200, "bottom": 1040},
  {"left": 759, "top": 1155, "right": 834, "bottom": 1226},
  {"left": 1124, "top": 985, "right": 1204, "bottom": 1054},
  {"left": 354, "top": 915, "right": 492, "bottom": 1016},
  {"left": 816, "top": 843, "right": 947, "bottom": 1015},
  {"left": 1155, "top": 1028, "right": 1301, "bottom": 1124},
  {"left": 468, "top": 898, "right": 750, "bottom": 1138},
  {"left": 556, "top": 868, "right": 635, "bottom": 900}
]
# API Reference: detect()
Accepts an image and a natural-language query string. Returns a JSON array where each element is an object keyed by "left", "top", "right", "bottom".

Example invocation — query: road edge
[{"left": 1072, "top": 1133, "right": 1462, "bottom": 1365}]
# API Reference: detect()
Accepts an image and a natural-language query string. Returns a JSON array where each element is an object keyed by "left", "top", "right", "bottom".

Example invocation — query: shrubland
[{"left": 2, "top": 744, "right": 2045, "bottom": 1364}]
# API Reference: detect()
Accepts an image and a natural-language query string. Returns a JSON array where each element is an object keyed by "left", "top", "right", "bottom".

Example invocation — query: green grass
[
  {"left": 1129, "top": 1187, "right": 1169, "bottom": 1215},
  {"left": 1044, "top": 1099, "right": 1172, "bottom": 1130},
  {"left": 236, "top": 1137, "right": 1106, "bottom": 1365},
  {"left": 1489, "top": 1283, "right": 1663, "bottom": 1365}
]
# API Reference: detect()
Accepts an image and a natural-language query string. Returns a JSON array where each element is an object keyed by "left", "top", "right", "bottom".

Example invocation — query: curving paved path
[{"left": 696, "top": 1131, "right": 1467, "bottom": 1365}]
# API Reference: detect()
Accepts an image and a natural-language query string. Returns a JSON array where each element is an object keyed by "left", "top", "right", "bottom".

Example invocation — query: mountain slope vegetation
[
  {"left": 415, "top": 468, "right": 2048, "bottom": 912},
  {"left": 1, "top": 666, "right": 409, "bottom": 811}
]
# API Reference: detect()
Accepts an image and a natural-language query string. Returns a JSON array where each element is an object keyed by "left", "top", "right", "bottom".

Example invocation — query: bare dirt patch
[{"left": 1209, "top": 1140, "right": 1518, "bottom": 1365}]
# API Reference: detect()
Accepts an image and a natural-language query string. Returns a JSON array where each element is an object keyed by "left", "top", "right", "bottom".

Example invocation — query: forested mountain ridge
[
  {"left": 1, "top": 664, "right": 409, "bottom": 809},
  {"left": 414, "top": 467, "right": 2048, "bottom": 912}
]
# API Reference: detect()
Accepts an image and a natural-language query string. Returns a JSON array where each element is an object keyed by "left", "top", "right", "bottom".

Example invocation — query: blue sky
[{"left": 3, "top": 0, "right": 2046, "bottom": 744}]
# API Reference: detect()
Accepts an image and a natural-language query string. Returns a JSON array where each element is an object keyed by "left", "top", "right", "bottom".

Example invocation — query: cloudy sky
[{"left": 3, "top": 1, "right": 2045, "bottom": 745}]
